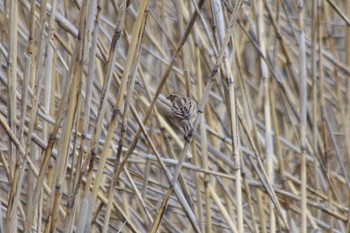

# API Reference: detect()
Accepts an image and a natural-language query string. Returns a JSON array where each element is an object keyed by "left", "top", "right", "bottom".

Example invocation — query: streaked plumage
[{"left": 166, "top": 93, "right": 197, "bottom": 140}]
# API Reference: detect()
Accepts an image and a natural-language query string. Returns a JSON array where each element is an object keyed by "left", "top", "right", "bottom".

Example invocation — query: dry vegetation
[{"left": 0, "top": 0, "right": 350, "bottom": 232}]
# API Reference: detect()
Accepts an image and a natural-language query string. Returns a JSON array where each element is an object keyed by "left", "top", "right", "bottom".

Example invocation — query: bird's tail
[{"left": 183, "top": 120, "right": 194, "bottom": 141}]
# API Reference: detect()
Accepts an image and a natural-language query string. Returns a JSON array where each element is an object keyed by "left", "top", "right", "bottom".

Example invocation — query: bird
[{"left": 166, "top": 93, "right": 197, "bottom": 141}]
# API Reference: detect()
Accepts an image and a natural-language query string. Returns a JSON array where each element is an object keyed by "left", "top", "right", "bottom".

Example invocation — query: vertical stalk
[
  {"left": 346, "top": 0, "right": 350, "bottom": 230},
  {"left": 258, "top": 0, "right": 275, "bottom": 231},
  {"left": 7, "top": 0, "right": 18, "bottom": 172},
  {"left": 297, "top": 0, "right": 308, "bottom": 232}
]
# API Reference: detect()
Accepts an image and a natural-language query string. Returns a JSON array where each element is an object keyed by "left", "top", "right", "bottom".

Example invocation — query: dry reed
[{"left": 0, "top": 0, "right": 349, "bottom": 232}]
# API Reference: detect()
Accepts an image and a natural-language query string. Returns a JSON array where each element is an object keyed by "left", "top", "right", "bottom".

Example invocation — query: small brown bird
[{"left": 166, "top": 93, "right": 197, "bottom": 141}]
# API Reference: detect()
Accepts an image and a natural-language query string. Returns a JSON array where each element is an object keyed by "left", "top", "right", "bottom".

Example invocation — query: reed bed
[{"left": 0, "top": 0, "right": 349, "bottom": 232}]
